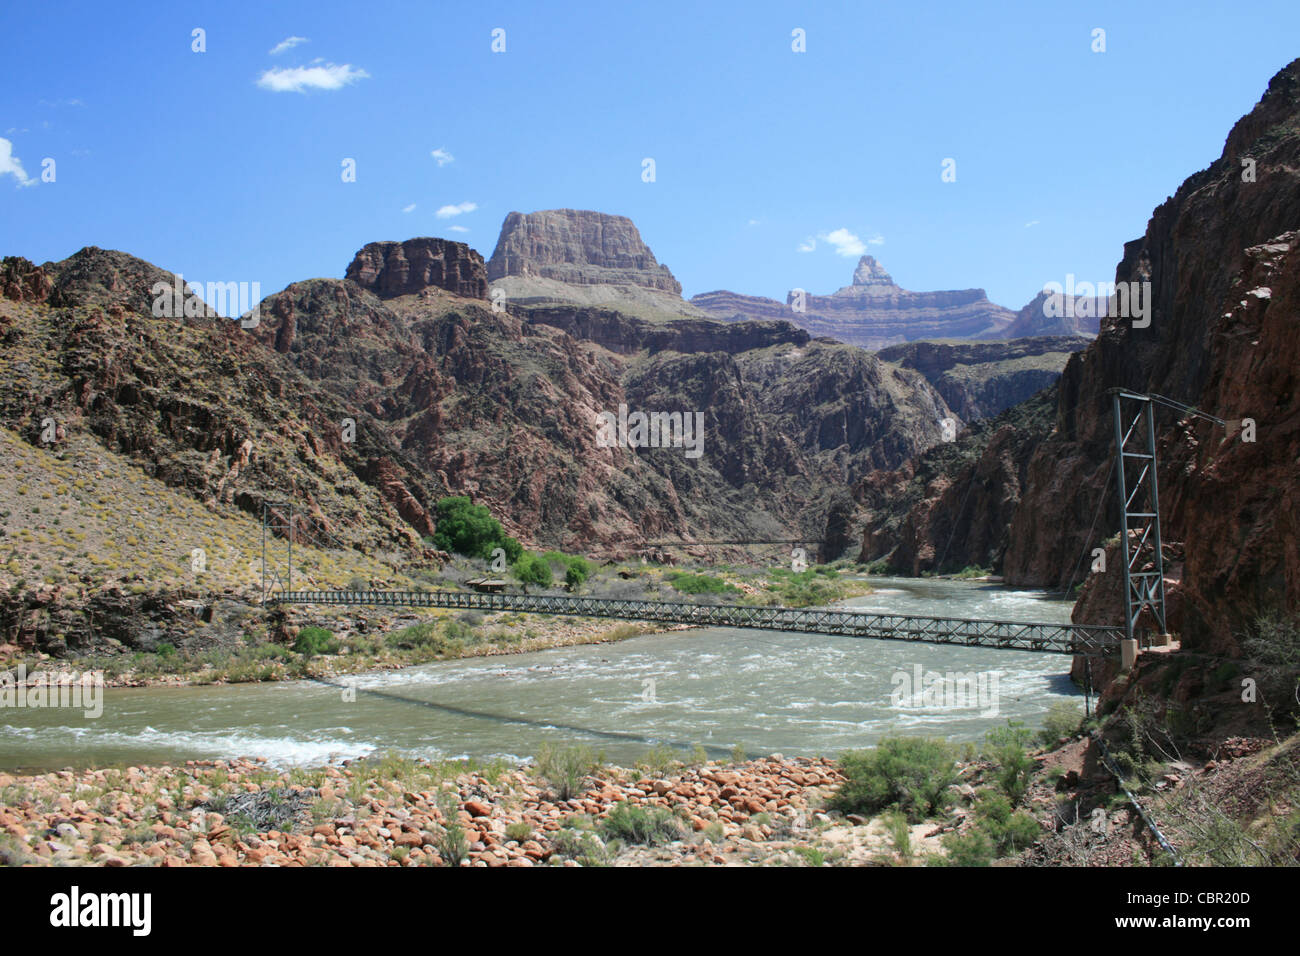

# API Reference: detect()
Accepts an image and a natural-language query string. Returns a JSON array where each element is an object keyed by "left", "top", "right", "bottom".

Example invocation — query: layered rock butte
[{"left": 487, "top": 209, "right": 707, "bottom": 320}]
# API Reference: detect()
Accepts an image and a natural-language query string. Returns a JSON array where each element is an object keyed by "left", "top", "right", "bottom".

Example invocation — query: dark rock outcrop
[
  {"left": 346, "top": 238, "right": 488, "bottom": 300},
  {"left": 525, "top": 306, "right": 810, "bottom": 356}
]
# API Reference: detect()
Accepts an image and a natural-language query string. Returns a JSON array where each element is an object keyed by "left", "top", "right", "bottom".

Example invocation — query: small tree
[
  {"left": 512, "top": 551, "right": 552, "bottom": 591},
  {"left": 432, "top": 496, "right": 520, "bottom": 560}
]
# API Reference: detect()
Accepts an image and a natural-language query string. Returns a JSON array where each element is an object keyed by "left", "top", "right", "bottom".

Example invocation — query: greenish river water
[{"left": 0, "top": 577, "right": 1084, "bottom": 772}]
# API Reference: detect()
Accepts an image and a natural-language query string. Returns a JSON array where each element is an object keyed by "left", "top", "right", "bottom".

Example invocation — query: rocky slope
[
  {"left": 876, "top": 336, "right": 1086, "bottom": 420},
  {"left": 254, "top": 262, "right": 954, "bottom": 554},
  {"left": 1001, "top": 290, "right": 1105, "bottom": 338},
  {"left": 854, "top": 387, "right": 1059, "bottom": 574},
  {"left": 1, "top": 235, "right": 956, "bottom": 600},
  {"left": 692, "top": 256, "right": 1016, "bottom": 349}
]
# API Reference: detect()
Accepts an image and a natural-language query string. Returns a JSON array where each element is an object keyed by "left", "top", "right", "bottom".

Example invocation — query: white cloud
[
  {"left": 448, "top": 225, "right": 469, "bottom": 233},
  {"left": 747, "top": 218, "right": 761, "bottom": 226},
  {"left": 867, "top": 234, "right": 885, "bottom": 246},
  {"left": 797, "top": 237, "right": 816, "bottom": 253},
  {"left": 1024, "top": 220, "right": 1040, "bottom": 228},
  {"left": 0, "top": 137, "right": 36, "bottom": 187},
  {"left": 270, "top": 36, "right": 309, "bottom": 55},
  {"left": 402, "top": 204, "right": 416, "bottom": 213},
  {"left": 436, "top": 201, "right": 477, "bottom": 219},
  {"left": 820, "top": 228, "right": 867, "bottom": 257},
  {"left": 256, "top": 62, "right": 369, "bottom": 93},
  {"left": 430, "top": 147, "right": 454, "bottom": 167}
]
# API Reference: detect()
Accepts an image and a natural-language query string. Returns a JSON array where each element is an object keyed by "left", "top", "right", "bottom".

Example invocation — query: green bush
[
  {"left": 294, "top": 626, "right": 338, "bottom": 657},
  {"left": 831, "top": 737, "right": 959, "bottom": 823},
  {"left": 431, "top": 496, "right": 521, "bottom": 560},
  {"left": 598, "top": 803, "right": 686, "bottom": 846},
  {"left": 346, "top": 575, "right": 368, "bottom": 591},
  {"left": 665, "top": 572, "right": 737, "bottom": 596}
]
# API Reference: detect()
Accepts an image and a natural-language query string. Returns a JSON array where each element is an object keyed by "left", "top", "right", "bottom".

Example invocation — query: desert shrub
[
  {"left": 831, "top": 737, "right": 959, "bottom": 823},
  {"left": 384, "top": 621, "right": 443, "bottom": 651},
  {"left": 346, "top": 575, "right": 368, "bottom": 591},
  {"left": 435, "top": 791, "right": 469, "bottom": 865},
  {"left": 535, "top": 743, "right": 601, "bottom": 801},
  {"left": 505, "top": 821, "right": 532, "bottom": 843},
  {"left": 973, "top": 791, "right": 1041, "bottom": 856},
  {"left": 1037, "top": 700, "right": 1084, "bottom": 748},
  {"left": 938, "top": 828, "right": 994, "bottom": 866},
  {"left": 598, "top": 803, "right": 686, "bottom": 846},
  {"left": 635, "top": 744, "right": 683, "bottom": 777},
  {"left": 985, "top": 720, "right": 1035, "bottom": 805},
  {"left": 294, "top": 626, "right": 337, "bottom": 657}
]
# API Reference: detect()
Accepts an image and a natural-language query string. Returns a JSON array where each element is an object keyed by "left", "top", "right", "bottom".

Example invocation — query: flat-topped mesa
[
  {"left": 345, "top": 237, "right": 488, "bottom": 300},
  {"left": 487, "top": 209, "right": 682, "bottom": 295}
]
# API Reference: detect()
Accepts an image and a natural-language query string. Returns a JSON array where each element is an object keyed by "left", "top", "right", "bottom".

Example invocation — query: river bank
[{"left": 0, "top": 751, "right": 966, "bottom": 867}]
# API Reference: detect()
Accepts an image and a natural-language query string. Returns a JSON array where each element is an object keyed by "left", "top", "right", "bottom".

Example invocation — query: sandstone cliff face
[
  {"left": 691, "top": 256, "right": 1016, "bottom": 349},
  {"left": 876, "top": 336, "right": 1086, "bottom": 420},
  {"left": 345, "top": 238, "right": 488, "bottom": 300}
]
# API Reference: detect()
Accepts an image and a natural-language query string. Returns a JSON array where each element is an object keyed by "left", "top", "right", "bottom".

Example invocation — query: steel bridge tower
[
  {"left": 1109, "top": 389, "right": 1224, "bottom": 649},
  {"left": 260, "top": 501, "right": 295, "bottom": 604}
]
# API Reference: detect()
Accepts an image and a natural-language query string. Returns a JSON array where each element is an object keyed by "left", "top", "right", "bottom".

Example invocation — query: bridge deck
[{"left": 271, "top": 590, "right": 1121, "bottom": 656}]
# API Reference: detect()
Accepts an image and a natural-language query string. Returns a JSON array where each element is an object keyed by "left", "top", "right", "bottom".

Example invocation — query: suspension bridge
[{"left": 267, "top": 588, "right": 1125, "bottom": 656}]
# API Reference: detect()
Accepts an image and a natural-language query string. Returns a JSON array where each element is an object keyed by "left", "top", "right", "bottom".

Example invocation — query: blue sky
[{"left": 2, "top": 0, "right": 1298, "bottom": 313}]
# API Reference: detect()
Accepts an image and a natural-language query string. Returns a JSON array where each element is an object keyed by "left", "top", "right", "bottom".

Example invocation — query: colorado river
[{"left": 0, "top": 577, "right": 1085, "bottom": 772}]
